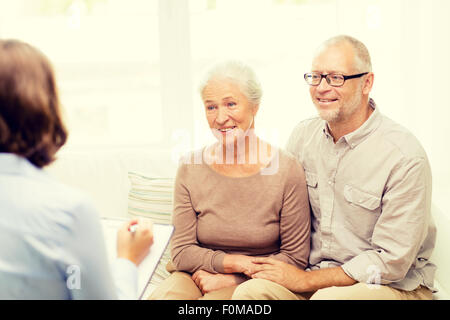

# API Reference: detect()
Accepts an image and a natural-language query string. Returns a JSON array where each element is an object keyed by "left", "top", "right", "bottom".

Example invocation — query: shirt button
[{"left": 328, "top": 180, "right": 333, "bottom": 185}]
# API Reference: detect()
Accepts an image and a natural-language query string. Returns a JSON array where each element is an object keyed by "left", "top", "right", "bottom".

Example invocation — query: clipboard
[{"left": 100, "top": 216, "right": 174, "bottom": 299}]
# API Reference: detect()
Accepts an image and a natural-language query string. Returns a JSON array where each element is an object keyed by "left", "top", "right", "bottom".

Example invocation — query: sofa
[{"left": 45, "top": 148, "right": 450, "bottom": 300}]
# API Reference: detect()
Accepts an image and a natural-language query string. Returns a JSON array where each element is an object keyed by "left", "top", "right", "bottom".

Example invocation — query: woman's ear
[{"left": 252, "top": 104, "right": 259, "bottom": 117}]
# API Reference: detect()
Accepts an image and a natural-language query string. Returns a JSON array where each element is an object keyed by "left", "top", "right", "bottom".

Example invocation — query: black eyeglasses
[{"left": 304, "top": 72, "right": 368, "bottom": 87}]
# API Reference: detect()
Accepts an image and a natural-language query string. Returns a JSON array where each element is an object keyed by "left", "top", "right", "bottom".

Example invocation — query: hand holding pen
[{"left": 116, "top": 218, "right": 154, "bottom": 266}]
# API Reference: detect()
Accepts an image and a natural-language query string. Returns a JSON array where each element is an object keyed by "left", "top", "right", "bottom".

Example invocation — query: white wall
[{"left": 429, "top": 0, "right": 450, "bottom": 211}]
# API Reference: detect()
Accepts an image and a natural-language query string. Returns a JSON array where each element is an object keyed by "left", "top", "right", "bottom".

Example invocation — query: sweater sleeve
[
  {"left": 269, "top": 157, "right": 311, "bottom": 269},
  {"left": 170, "top": 163, "right": 226, "bottom": 274}
]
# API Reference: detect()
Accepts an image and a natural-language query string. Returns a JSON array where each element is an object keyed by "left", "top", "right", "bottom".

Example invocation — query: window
[{"left": 0, "top": 0, "right": 163, "bottom": 146}]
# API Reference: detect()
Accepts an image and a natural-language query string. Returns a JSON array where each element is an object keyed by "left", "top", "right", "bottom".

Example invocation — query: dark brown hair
[{"left": 0, "top": 39, "right": 67, "bottom": 168}]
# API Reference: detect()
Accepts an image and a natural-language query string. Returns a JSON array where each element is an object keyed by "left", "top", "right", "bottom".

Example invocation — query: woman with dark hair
[
  {"left": 0, "top": 39, "right": 67, "bottom": 167},
  {"left": 0, "top": 39, "right": 153, "bottom": 299}
]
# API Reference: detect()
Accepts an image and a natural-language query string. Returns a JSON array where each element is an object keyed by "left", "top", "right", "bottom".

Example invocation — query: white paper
[{"left": 100, "top": 217, "right": 174, "bottom": 299}]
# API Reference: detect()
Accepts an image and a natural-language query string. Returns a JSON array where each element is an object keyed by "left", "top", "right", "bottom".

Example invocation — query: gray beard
[{"left": 317, "top": 88, "right": 363, "bottom": 124}]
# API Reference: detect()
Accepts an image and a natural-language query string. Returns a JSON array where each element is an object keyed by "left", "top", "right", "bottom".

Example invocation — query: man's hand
[
  {"left": 191, "top": 270, "right": 247, "bottom": 294},
  {"left": 250, "top": 257, "right": 309, "bottom": 292},
  {"left": 250, "top": 257, "right": 357, "bottom": 293}
]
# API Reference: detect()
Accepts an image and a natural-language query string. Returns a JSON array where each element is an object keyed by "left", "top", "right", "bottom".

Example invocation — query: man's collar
[
  {"left": 344, "top": 98, "right": 381, "bottom": 148},
  {"left": 322, "top": 122, "right": 332, "bottom": 140},
  {"left": 321, "top": 98, "right": 382, "bottom": 148}
]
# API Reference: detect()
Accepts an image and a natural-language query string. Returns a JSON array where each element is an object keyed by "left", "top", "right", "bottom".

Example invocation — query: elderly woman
[
  {"left": 149, "top": 61, "right": 311, "bottom": 300},
  {"left": 0, "top": 39, "right": 153, "bottom": 299}
]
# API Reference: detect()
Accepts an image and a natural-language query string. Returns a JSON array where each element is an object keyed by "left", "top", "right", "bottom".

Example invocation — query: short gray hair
[
  {"left": 199, "top": 60, "right": 263, "bottom": 106},
  {"left": 317, "top": 35, "right": 372, "bottom": 73}
]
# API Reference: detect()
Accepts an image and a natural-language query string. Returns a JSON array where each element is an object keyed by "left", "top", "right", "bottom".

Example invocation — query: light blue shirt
[{"left": 0, "top": 153, "right": 138, "bottom": 299}]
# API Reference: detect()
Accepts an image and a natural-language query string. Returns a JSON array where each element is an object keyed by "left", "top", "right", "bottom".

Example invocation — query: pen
[{"left": 129, "top": 224, "right": 138, "bottom": 233}]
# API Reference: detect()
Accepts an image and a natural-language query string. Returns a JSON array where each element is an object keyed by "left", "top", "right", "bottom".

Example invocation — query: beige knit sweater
[{"left": 170, "top": 148, "right": 311, "bottom": 274}]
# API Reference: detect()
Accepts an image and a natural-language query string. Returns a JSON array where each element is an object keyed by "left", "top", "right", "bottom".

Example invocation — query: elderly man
[{"left": 232, "top": 35, "right": 436, "bottom": 300}]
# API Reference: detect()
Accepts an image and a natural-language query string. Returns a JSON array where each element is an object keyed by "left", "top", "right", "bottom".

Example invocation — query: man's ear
[{"left": 363, "top": 72, "right": 374, "bottom": 95}]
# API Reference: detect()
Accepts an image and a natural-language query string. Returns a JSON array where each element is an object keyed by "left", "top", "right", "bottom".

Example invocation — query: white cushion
[
  {"left": 45, "top": 148, "right": 179, "bottom": 218},
  {"left": 46, "top": 150, "right": 129, "bottom": 218}
]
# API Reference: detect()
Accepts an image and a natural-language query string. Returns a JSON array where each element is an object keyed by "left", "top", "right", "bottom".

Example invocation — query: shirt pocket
[
  {"left": 343, "top": 185, "right": 381, "bottom": 211},
  {"left": 343, "top": 184, "right": 381, "bottom": 239},
  {"left": 305, "top": 171, "right": 320, "bottom": 214}
]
